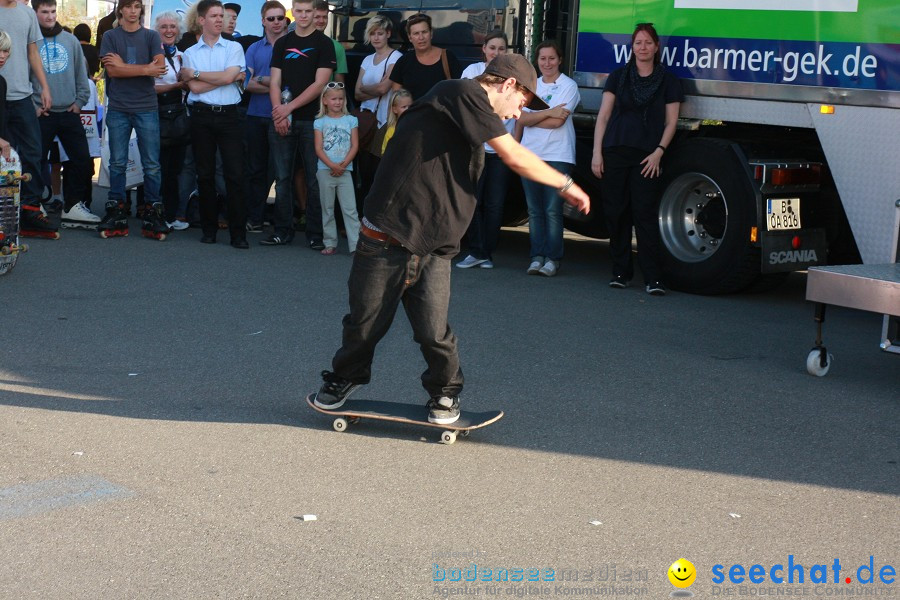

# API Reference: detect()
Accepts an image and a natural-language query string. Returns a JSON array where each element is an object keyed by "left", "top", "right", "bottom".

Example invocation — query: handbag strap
[{"left": 440, "top": 48, "right": 450, "bottom": 80}]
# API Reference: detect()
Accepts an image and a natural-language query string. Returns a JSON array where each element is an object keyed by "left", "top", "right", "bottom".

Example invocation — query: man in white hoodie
[{"left": 31, "top": 0, "right": 96, "bottom": 227}]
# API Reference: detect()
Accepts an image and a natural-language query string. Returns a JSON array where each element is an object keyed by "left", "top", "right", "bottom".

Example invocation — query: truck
[{"left": 328, "top": 0, "right": 899, "bottom": 294}]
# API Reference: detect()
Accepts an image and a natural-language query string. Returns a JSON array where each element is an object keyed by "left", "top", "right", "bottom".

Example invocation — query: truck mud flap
[{"left": 761, "top": 228, "right": 827, "bottom": 273}]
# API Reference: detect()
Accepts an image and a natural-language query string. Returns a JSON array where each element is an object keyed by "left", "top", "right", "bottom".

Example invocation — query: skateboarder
[{"left": 315, "top": 54, "right": 590, "bottom": 425}]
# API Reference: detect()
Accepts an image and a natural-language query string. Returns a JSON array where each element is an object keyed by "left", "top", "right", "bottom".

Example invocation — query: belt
[
  {"left": 361, "top": 224, "right": 403, "bottom": 246},
  {"left": 189, "top": 103, "right": 239, "bottom": 113}
]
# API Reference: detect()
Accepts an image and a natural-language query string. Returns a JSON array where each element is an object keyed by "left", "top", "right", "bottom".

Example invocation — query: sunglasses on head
[
  {"left": 325, "top": 81, "right": 345, "bottom": 89},
  {"left": 266, "top": 15, "right": 285, "bottom": 21}
]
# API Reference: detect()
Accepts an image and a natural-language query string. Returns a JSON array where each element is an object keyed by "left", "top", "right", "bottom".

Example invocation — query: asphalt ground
[{"left": 0, "top": 196, "right": 897, "bottom": 598}]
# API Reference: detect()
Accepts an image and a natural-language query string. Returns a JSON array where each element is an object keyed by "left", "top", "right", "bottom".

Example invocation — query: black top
[
  {"left": 80, "top": 42, "right": 101, "bottom": 78},
  {"left": 270, "top": 29, "right": 336, "bottom": 121},
  {"left": 602, "top": 67, "right": 684, "bottom": 153},
  {"left": 94, "top": 10, "right": 115, "bottom": 51},
  {"left": 365, "top": 79, "right": 508, "bottom": 257},
  {"left": 389, "top": 49, "right": 461, "bottom": 100}
]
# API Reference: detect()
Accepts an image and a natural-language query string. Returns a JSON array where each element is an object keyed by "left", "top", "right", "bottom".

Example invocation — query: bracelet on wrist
[
  {"left": 559, "top": 174, "right": 575, "bottom": 194},
  {"left": 657, "top": 144, "right": 666, "bottom": 153}
]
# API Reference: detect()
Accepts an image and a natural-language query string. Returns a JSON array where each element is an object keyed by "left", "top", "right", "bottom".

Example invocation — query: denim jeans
[
  {"left": 521, "top": 161, "right": 572, "bottom": 262},
  {"left": 245, "top": 115, "right": 273, "bottom": 227},
  {"left": 269, "top": 119, "right": 322, "bottom": 242},
  {"left": 105, "top": 109, "right": 161, "bottom": 206},
  {"left": 331, "top": 234, "right": 464, "bottom": 398},
  {"left": 317, "top": 170, "right": 359, "bottom": 251},
  {"left": 39, "top": 111, "right": 92, "bottom": 209},
  {"left": 466, "top": 153, "right": 511, "bottom": 260},
  {"left": 5, "top": 98, "right": 45, "bottom": 205}
]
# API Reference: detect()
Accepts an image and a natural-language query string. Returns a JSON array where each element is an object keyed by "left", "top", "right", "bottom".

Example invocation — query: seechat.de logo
[{"left": 711, "top": 556, "right": 896, "bottom": 585}]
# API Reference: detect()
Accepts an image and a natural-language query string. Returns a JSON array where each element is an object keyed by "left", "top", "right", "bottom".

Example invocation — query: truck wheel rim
[{"left": 659, "top": 172, "right": 729, "bottom": 263}]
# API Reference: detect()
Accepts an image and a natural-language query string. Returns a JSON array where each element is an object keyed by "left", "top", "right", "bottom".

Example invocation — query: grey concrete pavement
[{"left": 0, "top": 211, "right": 897, "bottom": 598}]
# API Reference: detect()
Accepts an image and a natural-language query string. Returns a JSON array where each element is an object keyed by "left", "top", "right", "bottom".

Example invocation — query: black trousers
[
  {"left": 189, "top": 107, "right": 246, "bottom": 239},
  {"left": 598, "top": 146, "right": 664, "bottom": 284}
]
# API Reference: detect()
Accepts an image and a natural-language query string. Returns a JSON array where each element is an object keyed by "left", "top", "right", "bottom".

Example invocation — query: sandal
[{"left": 321, "top": 247, "right": 336, "bottom": 255}]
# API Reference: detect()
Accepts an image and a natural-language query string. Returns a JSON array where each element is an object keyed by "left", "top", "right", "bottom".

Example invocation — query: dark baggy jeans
[{"left": 331, "top": 233, "right": 464, "bottom": 399}]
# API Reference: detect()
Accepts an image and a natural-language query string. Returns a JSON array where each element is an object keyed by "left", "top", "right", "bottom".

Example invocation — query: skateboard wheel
[
  {"left": 440, "top": 431, "right": 457, "bottom": 445},
  {"left": 333, "top": 417, "right": 348, "bottom": 432},
  {"left": 806, "top": 348, "right": 833, "bottom": 377},
  {"left": 19, "top": 243, "right": 28, "bottom": 252},
  {"left": 0, "top": 246, "right": 8, "bottom": 256}
]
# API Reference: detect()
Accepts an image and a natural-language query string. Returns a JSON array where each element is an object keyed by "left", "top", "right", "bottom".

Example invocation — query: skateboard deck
[
  {"left": 0, "top": 149, "right": 30, "bottom": 276},
  {"left": 305, "top": 394, "right": 503, "bottom": 444}
]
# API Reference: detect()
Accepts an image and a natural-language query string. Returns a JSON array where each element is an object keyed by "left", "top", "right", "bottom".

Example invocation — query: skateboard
[
  {"left": 305, "top": 394, "right": 504, "bottom": 444},
  {"left": 0, "top": 149, "right": 31, "bottom": 276}
]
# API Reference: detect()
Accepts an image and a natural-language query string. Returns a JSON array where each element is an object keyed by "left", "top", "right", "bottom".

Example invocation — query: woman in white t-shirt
[
  {"left": 355, "top": 15, "right": 401, "bottom": 207},
  {"left": 516, "top": 40, "right": 580, "bottom": 277},
  {"left": 456, "top": 31, "right": 511, "bottom": 270},
  {"left": 354, "top": 15, "right": 401, "bottom": 128}
]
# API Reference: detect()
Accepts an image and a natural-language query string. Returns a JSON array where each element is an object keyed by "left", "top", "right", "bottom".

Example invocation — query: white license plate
[{"left": 766, "top": 198, "right": 801, "bottom": 231}]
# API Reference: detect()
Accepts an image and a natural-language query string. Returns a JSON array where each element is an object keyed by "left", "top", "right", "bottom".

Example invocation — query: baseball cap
[
  {"left": 223, "top": 2, "right": 241, "bottom": 14},
  {"left": 483, "top": 53, "right": 549, "bottom": 110}
]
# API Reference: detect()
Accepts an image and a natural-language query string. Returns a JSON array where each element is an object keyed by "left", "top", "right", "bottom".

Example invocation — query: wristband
[
  {"left": 657, "top": 144, "right": 666, "bottom": 153},
  {"left": 559, "top": 175, "right": 575, "bottom": 194}
]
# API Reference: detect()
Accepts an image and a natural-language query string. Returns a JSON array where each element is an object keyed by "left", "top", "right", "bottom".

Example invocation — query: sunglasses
[
  {"left": 266, "top": 15, "right": 286, "bottom": 22},
  {"left": 325, "top": 81, "right": 345, "bottom": 89}
]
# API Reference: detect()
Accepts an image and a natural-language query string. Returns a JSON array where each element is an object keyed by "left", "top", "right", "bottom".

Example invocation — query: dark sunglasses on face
[{"left": 266, "top": 15, "right": 286, "bottom": 22}]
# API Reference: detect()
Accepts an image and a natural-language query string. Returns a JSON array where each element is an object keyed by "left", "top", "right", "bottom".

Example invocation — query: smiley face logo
[{"left": 668, "top": 558, "right": 697, "bottom": 588}]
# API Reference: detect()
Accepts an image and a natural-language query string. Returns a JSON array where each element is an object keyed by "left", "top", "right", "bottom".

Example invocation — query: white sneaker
[
  {"left": 61, "top": 201, "right": 100, "bottom": 224},
  {"left": 527, "top": 260, "right": 543, "bottom": 275},
  {"left": 167, "top": 220, "right": 189, "bottom": 231},
  {"left": 456, "top": 254, "right": 487, "bottom": 269},
  {"left": 538, "top": 260, "right": 558, "bottom": 277}
]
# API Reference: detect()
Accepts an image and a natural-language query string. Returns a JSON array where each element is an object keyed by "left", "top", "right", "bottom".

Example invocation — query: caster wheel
[
  {"left": 806, "top": 348, "right": 833, "bottom": 377},
  {"left": 440, "top": 431, "right": 457, "bottom": 445},
  {"left": 333, "top": 417, "right": 348, "bottom": 432}
]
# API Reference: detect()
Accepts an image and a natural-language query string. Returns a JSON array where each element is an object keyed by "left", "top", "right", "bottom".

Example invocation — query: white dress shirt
[{"left": 182, "top": 35, "right": 246, "bottom": 106}]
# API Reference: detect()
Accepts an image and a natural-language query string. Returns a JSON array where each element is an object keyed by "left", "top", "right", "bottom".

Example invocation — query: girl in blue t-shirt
[{"left": 314, "top": 82, "right": 360, "bottom": 255}]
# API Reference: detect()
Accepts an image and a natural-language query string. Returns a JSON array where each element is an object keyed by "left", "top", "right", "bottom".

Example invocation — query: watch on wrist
[
  {"left": 192, "top": 70, "right": 200, "bottom": 80},
  {"left": 256, "top": 75, "right": 264, "bottom": 84}
]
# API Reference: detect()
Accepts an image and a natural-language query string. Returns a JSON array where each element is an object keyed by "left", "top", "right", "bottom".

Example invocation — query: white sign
[{"left": 673, "top": 0, "right": 858, "bottom": 12}]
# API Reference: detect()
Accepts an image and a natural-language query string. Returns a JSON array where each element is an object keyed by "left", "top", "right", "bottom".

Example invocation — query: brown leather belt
[{"left": 361, "top": 224, "right": 403, "bottom": 246}]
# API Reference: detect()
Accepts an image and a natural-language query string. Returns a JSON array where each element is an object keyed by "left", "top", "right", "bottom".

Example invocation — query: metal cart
[{"left": 804, "top": 200, "right": 900, "bottom": 376}]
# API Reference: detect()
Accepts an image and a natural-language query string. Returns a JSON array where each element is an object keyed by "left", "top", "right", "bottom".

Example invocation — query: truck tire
[{"left": 658, "top": 138, "right": 760, "bottom": 295}]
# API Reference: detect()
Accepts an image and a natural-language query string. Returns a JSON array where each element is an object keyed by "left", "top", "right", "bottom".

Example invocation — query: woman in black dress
[
  {"left": 591, "top": 23, "right": 683, "bottom": 296},
  {"left": 389, "top": 13, "right": 460, "bottom": 100}
]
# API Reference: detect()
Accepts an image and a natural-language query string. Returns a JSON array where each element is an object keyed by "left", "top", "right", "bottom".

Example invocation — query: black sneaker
[
  {"left": 609, "top": 275, "right": 630, "bottom": 289},
  {"left": 260, "top": 233, "right": 292, "bottom": 246},
  {"left": 309, "top": 239, "right": 325, "bottom": 251},
  {"left": 314, "top": 370, "right": 361, "bottom": 410},
  {"left": 646, "top": 281, "right": 667, "bottom": 296},
  {"left": 427, "top": 396, "right": 460, "bottom": 425}
]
